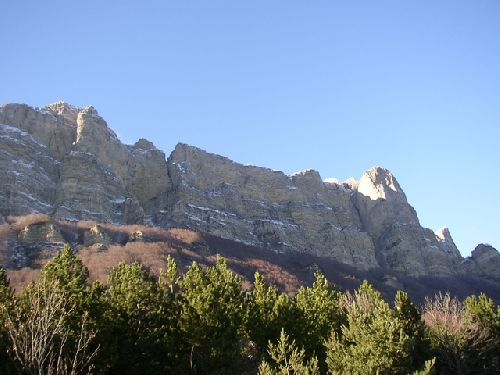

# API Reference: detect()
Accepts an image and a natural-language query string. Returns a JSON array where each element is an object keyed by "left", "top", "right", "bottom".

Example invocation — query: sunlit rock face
[
  {"left": 0, "top": 103, "right": 168, "bottom": 224},
  {"left": 0, "top": 102, "right": 498, "bottom": 277},
  {"left": 163, "top": 143, "right": 378, "bottom": 269},
  {"left": 352, "top": 167, "right": 463, "bottom": 276},
  {"left": 0, "top": 103, "right": 77, "bottom": 160}
]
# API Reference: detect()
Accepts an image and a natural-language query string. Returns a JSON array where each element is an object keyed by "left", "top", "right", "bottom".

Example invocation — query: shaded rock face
[
  {"left": 0, "top": 124, "right": 59, "bottom": 216},
  {"left": 1, "top": 102, "right": 498, "bottom": 278},
  {"left": 460, "top": 244, "right": 500, "bottom": 278}
]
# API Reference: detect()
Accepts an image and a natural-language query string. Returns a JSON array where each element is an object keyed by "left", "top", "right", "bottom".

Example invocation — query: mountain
[{"left": 0, "top": 102, "right": 499, "bottom": 288}]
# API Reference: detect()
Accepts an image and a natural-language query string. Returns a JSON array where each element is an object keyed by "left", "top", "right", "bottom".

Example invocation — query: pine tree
[
  {"left": 178, "top": 255, "right": 245, "bottom": 374},
  {"left": 325, "top": 281, "right": 412, "bottom": 375},
  {"left": 37, "top": 245, "right": 94, "bottom": 330},
  {"left": 246, "top": 271, "right": 291, "bottom": 357},
  {"left": 102, "top": 261, "right": 173, "bottom": 374},
  {"left": 394, "top": 290, "right": 429, "bottom": 370},
  {"left": 463, "top": 294, "right": 500, "bottom": 373},
  {"left": 258, "top": 329, "right": 319, "bottom": 375},
  {"left": 293, "top": 272, "right": 341, "bottom": 366}
]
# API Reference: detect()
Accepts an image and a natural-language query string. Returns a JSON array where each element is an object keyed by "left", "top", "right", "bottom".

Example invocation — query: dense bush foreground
[{"left": 0, "top": 246, "right": 498, "bottom": 374}]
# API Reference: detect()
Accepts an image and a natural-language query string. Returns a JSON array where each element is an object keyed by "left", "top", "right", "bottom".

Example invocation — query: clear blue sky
[{"left": 1, "top": 1, "right": 499, "bottom": 256}]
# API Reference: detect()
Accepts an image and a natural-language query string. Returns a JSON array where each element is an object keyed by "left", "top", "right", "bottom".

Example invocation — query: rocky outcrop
[
  {"left": 460, "top": 244, "right": 500, "bottom": 278},
  {"left": 0, "top": 102, "right": 498, "bottom": 278},
  {"left": 75, "top": 106, "right": 129, "bottom": 181},
  {"left": 18, "top": 221, "right": 64, "bottom": 244},
  {"left": 83, "top": 224, "right": 111, "bottom": 251},
  {"left": 73, "top": 106, "right": 170, "bottom": 218},
  {"left": 7, "top": 221, "right": 66, "bottom": 269},
  {"left": 356, "top": 167, "right": 419, "bottom": 236}
]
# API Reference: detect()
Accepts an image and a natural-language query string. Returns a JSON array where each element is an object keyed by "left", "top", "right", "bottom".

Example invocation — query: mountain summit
[{"left": 0, "top": 102, "right": 498, "bottom": 278}]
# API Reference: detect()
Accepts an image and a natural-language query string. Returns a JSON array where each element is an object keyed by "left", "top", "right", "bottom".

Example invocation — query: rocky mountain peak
[
  {"left": 43, "top": 101, "right": 80, "bottom": 122},
  {"left": 76, "top": 105, "right": 115, "bottom": 143},
  {"left": 342, "top": 177, "right": 359, "bottom": 190},
  {"left": 134, "top": 138, "right": 157, "bottom": 151},
  {"left": 291, "top": 169, "right": 324, "bottom": 192},
  {"left": 473, "top": 243, "right": 497, "bottom": 255},
  {"left": 435, "top": 227, "right": 455, "bottom": 245},
  {"left": 460, "top": 244, "right": 500, "bottom": 277},
  {"left": 81, "top": 105, "right": 98, "bottom": 116},
  {"left": 292, "top": 169, "right": 321, "bottom": 178},
  {"left": 358, "top": 166, "right": 405, "bottom": 201},
  {"left": 435, "top": 226, "right": 461, "bottom": 258}
]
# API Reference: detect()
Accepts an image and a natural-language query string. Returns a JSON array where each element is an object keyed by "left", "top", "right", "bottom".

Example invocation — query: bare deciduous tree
[
  {"left": 3, "top": 280, "right": 99, "bottom": 375},
  {"left": 423, "top": 292, "right": 498, "bottom": 374}
]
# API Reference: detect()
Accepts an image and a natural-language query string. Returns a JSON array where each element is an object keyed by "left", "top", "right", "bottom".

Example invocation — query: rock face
[
  {"left": 0, "top": 102, "right": 498, "bottom": 278},
  {"left": 164, "top": 143, "right": 378, "bottom": 268},
  {"left": 460, "top": 244, "right": 500, "bottom": 277},
  {"left": 0, "top": 123, "right": 59, "bottom": 216},
  {"left": 0, "top": 103, "right": 169, "bottom": 224},
  {"left": 353, "top": 168, "right": 463, "bottom": 276}
]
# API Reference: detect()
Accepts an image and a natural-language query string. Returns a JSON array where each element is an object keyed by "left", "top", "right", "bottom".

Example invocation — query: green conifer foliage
[
  {"left": 258, "top": 329, "right": 320, "bottom": 375},
  {"left": 178, "top": 255, "right": 245, "bottom": 374},
  {"left": 394, "top": 290, "right": 429, "bottom": 369},
  {"left": 293, "top": 272, "right": 341, "bottom": 365},
  {"left": 0, "top": 266, "right": 13, "bottom": 325},
  {"left": 103, "top": 261, "right": 173, "bottom": 374},
  {"left": 463, "top": 293, "right": 500, "bottom": 373},
  {"left": 40, "top": 245, "right": 89, "bottom": 293},
  {"left": 1, "top": 250, "right": 499, "bottom": 374},
  {"left": 246, "top": 271, "right": 291, "bottom": 357},
  {"left": 325, "top": 281, "right": 412, "bottom": 375}
]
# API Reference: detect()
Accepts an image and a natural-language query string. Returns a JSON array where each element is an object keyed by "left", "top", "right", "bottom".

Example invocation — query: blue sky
[{"left": 1, "top": 1, "right": 499, "bottom": 256}]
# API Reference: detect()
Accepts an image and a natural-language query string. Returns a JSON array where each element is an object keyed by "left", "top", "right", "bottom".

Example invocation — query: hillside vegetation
[{"left": 1, "top": 246, "right": 498, "bottom": 374}]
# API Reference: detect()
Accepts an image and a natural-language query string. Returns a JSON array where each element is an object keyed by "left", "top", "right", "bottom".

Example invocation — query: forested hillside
[{"left": 1, "top": 246, "right": 498, "bottom": 374}]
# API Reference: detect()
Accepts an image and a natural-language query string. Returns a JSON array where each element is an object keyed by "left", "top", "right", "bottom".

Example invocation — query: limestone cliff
[
  {"left": 164, "top": 143, "right": 377, "bottom": 268},
  {"left": 0, "top": 102, "right": 498, "bottom": 278},
  {"left": 0, "top": 103, "right": 169, "bottom": 224}
]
